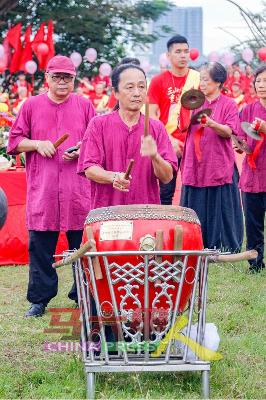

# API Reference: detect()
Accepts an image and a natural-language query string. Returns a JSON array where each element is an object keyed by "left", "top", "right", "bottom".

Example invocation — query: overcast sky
[{"left": 173, "top": 0, "right": 264, "bottom": 55}]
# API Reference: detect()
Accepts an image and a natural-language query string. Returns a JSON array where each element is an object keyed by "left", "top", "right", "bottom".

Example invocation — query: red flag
[
  {"left": 19, "top": 25, "right": 33, "bottom": 71},
  {"left": 31, "top": 22, "right": 46, "bottom": 70},
  {"left": 6, "top": 23, "right": 22, "bottom": 73},
  {"left": 45, "top": 20, "right": 55, "bottom": 68}
]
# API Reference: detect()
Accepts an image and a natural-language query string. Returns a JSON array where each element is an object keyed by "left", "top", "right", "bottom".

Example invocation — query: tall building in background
[{"left": 135, "top": 5, "right": 206, "bottom": 75}]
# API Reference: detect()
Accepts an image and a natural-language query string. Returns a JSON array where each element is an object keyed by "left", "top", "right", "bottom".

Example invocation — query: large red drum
[{"left": 82, "top": 205, "right": 203, "bottom": 314}]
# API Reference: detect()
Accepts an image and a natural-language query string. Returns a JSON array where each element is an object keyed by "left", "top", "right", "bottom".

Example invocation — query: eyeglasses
[{"left": 48, "top": 74, "right": 74, "bottom": 83}]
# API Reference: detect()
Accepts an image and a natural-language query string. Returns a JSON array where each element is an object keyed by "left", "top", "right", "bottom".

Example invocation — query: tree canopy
[{"left": 0, "top": 0, "right": 172, "bottom": 71}]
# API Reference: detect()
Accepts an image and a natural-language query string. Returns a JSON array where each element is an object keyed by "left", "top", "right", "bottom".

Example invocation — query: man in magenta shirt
[
  {"left": 78, "top": 64, "right": 178, "bottom": 208},
  {"left": 7, "top": 55, "right": 96, "bottom": 317}
]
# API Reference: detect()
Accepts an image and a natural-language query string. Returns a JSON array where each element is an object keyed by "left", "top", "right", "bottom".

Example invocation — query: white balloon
[{"left": 25, "top": 60, "right": 37, "bottom": 74}]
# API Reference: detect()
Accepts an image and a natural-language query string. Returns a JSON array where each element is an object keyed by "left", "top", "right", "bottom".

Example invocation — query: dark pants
[
  {"left": 160, "top": 156, "right": 181, "bottom": 205},
  {"left": 27, "top": 230, "right": 83, "bottom": 306},
  {"left": 180, "top": 165, "right": 243, "bottom": 252},
  {"left": 242, "top": 191, "right": 266, "bottom": 268}
]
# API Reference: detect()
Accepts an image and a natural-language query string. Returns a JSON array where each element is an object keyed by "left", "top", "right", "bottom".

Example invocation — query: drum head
[
  {"left": 241, "top": 121, "right": 262, "bottom": 140},
  {"left": 191, "top": 108, "right": 212, "bottom": 125},
  {"left": 231, "top": 135, "right": 252, "bottom": 154},
  {"left": 181, "top": 89, "right": 205, "bottom": 110}
]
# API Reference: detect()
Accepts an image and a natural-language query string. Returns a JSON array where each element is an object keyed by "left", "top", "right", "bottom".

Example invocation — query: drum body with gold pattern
[{"left": 82, "top": 205, "right": 203, "bottom": 314}]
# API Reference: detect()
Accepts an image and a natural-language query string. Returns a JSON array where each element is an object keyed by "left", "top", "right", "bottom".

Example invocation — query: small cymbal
[
  {"left": 231, "top": 135, "right": 252, "bottom": 154},
  {"left": 181, "top": 89, "right": 205, "bottom": 110},
  {"left": 191, "top": 108, "right": 212, "bottom": 125},
  {"left": 241, "top": 121, "right": 262, "bottom": 140}
]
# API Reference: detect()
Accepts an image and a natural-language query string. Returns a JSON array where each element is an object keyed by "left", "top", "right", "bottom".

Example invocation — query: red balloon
[
  {"left": 258, "top": 47, "right": 266, "bottom": 61},
  {"left": 37, "top": 43, "right": 49, "bottom": 56},
  {"left": 190, "top": 48, "right": 200, "bottom": 61}
]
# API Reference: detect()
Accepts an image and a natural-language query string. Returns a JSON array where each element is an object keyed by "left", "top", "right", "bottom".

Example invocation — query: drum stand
[{"left": 72, "top": 249, "right": 217, "bottom": 399}]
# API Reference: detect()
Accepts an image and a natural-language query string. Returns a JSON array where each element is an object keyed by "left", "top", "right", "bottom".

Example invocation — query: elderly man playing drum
[
  {"left": 180, "top": 62, "right": 243, "bottom": 253},
  {"left": 7, "top": 55, "right": 96, "bottom": 317},
  {"left": 78, "top": 64, "right": 178, "bottom": 207}
]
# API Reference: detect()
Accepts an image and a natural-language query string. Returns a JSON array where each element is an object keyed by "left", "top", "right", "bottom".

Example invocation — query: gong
[{"left": 181, "top": 89, "right": 205, "bottom": 110}]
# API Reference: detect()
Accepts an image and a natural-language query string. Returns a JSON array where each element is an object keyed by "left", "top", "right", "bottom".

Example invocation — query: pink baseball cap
[
  {"left": 46, "top": 55, "right": 76, "bottom": 76},
  {"left": 232, "top": 81, "right": 241, "bottom": 87}
]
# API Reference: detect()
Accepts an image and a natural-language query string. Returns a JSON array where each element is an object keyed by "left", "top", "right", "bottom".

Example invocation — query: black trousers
[
  {"left": 242, "top": 191, "right": 266, "bottom": 268},
  {"left": 159, "top": 156, "right": 181, "bottom": 205},
  {"left": 27, "top": 230, "right": 83, "bottom": 306}
]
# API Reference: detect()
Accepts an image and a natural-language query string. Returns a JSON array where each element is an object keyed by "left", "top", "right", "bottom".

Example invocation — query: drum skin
[{"left": 82, "top": 205, "right": 203, "bottom": 313}]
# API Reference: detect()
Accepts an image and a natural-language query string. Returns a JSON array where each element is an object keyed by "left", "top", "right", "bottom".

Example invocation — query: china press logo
[{"left": 44, "top": 308, "right": 222, "bottom": 361}]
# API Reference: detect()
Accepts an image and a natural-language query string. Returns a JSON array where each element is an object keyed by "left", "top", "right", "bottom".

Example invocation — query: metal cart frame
[{"left": 69, "top": 249, "right": 218, "bottom": 399}]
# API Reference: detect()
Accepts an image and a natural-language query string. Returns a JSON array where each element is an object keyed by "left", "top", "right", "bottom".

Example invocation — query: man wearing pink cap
[{"left": 7, "top": 55, "right": 97, "bottom": 317}]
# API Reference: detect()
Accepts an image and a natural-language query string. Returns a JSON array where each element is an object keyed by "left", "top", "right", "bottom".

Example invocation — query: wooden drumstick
[
  {"left": 144, "top": 98, "right": 149, "bottom": 137},
  {"left": 53, "top": 133, "right": 69, "bottom": 149},
  {"left": 52, "top": 239, "right": 95, "bottom": 268},
  {"left": 209, "top": 249, "right": 258, "bottom": 263},
  {"left": 124, "top": 159, "right": 134, "bottom": 180}
]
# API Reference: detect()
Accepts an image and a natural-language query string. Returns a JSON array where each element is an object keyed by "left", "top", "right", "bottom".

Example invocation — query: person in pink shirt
[
  {"left": 7, "top": 55, "right": 97, "bottom": 317},
  {"left": 235, "top": 64, "right": 266, "bottom": 273},
  {"left": 78, "top": 64, "right": 178, "bottom": 208},
  {"left": 180, "top": 62, "right": 243, "bottom": 252}
]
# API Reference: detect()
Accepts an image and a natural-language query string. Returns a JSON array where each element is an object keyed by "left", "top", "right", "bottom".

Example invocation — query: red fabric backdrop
[{"left": 0, "top": 169, "right": 68, "bottom": 265}]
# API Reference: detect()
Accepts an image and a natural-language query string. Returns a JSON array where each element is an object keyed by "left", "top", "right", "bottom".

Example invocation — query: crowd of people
[
  {"left": 0, "top": 54, "right": 260, "bottom": 118},
  {"left": 4, "top": 34, "right": 266, "bottom": 318}
]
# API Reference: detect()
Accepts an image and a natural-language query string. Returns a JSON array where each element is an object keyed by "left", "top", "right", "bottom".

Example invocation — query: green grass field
[{"left": 0, "top": 259, "right": 265, "bottom": 399}]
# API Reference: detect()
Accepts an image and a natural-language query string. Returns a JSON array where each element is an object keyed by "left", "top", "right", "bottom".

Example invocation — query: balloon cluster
[
  {"left": 208, "top": 47, "right": 266, "bottom": 65},
  {"left": 24, "top": 42, "right": 49, "bottom": 74},
  {"left": 69, "top": 48, "right": 112, "bottom": 77}
]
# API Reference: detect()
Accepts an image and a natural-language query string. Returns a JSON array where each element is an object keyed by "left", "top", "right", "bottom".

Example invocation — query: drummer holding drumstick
[
  {"left": 78, "top": 64, "right": 178, "bottom": 209},
  {"left": 235, "top": 64, "right": 266, "bottom": 273},
  {"left": 7, "top": 56, "right": 97, "bottom": 317}
]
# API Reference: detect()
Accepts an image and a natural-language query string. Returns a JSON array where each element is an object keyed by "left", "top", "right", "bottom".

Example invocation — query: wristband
[
  {"left": 112, "top": 172, "right": 119, "bottom": 184},
  {"left": 36, "top": 141, "right": 40, "bottom": 151}
]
